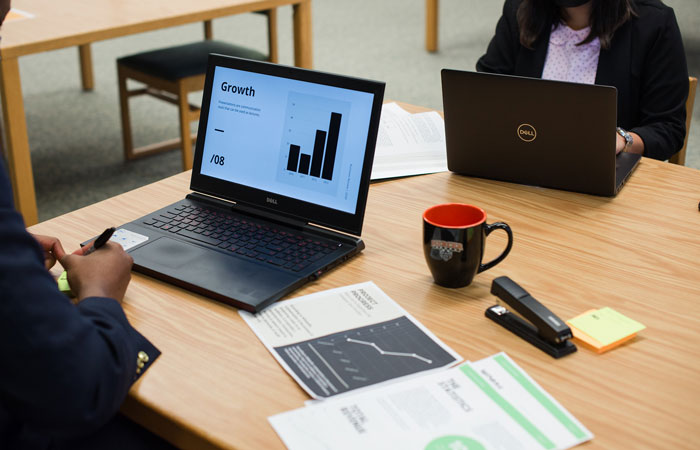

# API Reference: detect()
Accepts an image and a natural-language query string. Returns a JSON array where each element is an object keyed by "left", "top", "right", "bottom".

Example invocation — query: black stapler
[{"left": 485, "top": 276, "right": 576, "bottom": 358}]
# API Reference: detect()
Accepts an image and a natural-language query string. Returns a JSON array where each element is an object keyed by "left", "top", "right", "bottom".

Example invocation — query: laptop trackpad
[{"left": 130, "top": 236, "right": 297, "bottom": 309}]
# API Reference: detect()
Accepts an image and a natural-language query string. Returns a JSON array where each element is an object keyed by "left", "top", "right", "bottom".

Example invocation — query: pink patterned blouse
[{"left": 542, "top": 24, "right": 600, "bottom": 85}]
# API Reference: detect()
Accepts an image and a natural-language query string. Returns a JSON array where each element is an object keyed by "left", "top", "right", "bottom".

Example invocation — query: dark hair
[{"left": 516, "top": 0, "right": 636, "bottom": 49}]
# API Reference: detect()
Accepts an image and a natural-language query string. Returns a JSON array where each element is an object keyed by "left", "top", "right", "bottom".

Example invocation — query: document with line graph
[{"left": 240, "top": 281, "right": 462, "bottom": 399}]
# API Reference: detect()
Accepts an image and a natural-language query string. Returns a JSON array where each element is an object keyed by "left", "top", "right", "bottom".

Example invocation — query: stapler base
[{"left": 486, "top": 305, "right": 577, "bottom": 359}]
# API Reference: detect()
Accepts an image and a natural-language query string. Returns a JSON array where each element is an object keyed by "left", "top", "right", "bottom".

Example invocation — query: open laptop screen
[{"left": 191, "top": 55, "right": 385, "bottom": 235}]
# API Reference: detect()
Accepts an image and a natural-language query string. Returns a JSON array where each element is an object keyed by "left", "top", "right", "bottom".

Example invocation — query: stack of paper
[
  {"left": 241, "top": 282, "right": 593, "bottom": 450},
  {"left": 371, "top": 102, "right": 448, "bottom": 180}
]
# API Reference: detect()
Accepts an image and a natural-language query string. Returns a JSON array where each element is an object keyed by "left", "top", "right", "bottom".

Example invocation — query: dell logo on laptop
[
  {"left": 266, "top": 197, "right": 278, "bottom": 205},
  {"left": 517, "top": 124, "right": 537, "bottom": 142}
]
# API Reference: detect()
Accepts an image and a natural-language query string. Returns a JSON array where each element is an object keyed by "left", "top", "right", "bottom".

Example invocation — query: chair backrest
[{"left": 669, "top": 76, "right": 697, "bottom": 166}]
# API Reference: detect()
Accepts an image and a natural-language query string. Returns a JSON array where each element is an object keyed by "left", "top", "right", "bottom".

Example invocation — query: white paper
[
  {"left": 371, "top": 102, "right": 448, "bottom": 180},
  {"left": 471, "top": 353, "right": 593, "bottom": 449},
  {"left": 270, "top": 355, "right": 593, "bottom": 450},
  {"left": 240, "top": 282, "right": 461, "bottom": 399},
  {"left": 109, "top": 228, "right": 148, "bottom": 251}
]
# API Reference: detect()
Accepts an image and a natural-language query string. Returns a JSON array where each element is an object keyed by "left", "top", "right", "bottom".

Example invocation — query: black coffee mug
[{"left": 423, "top": 203, "right": 513, "bottom": 288}]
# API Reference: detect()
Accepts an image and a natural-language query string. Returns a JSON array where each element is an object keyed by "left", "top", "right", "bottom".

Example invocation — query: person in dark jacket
[
  {"left": 0, "top": 145, "right": 168, "bottom": 450},
  {"left": 477, "top": 0, "right": 689, "bottom": 161},
  {"left": 0, "top": 3, "right": 171, "bottom": 447}
]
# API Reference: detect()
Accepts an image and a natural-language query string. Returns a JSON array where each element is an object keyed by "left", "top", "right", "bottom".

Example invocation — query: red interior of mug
[{"left": 423, "top": 203, "right": 486, "bottom": 228}]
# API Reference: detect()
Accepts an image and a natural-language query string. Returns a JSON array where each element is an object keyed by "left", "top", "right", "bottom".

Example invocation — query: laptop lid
[
  {"left": 441, "top": 69, "right": 633, "bottom": 197},
  {"left": 190, "top": 55, "right": 385, "bottom": 235}
]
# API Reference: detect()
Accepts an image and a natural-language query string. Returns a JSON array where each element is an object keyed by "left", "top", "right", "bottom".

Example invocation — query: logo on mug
[
  {"left": 517, "top": 123, "right": 536, "bottom": 142},
  {"left": 430, "top": 240, "right": 464, "bottom": 261}
]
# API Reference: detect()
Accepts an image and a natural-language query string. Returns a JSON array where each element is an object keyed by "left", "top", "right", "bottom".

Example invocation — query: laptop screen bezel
[{"left": 189, "top": 54, "right": 385, "bottom": 236}]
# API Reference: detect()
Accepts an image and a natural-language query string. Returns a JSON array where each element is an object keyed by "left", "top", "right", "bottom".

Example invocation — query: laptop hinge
[{"left": 186, "top": 192, "right": 307, "bottom": 229}]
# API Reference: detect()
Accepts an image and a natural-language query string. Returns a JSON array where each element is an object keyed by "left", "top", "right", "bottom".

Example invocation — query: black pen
[{"left": 83, "top": 227, "right": 116, "bottom": 256}]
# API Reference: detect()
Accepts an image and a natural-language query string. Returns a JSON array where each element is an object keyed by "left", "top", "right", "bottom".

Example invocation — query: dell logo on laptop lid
[{"left": 517, "top": 124, "right": 537, "bottom": 142}]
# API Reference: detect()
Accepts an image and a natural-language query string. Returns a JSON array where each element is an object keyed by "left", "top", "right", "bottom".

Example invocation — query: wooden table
[
  {"left": 0, "top": 0, "right": 313, "bottom": 226},
  {"left": 29, "top": 128, "right": 700, "bottom": 449}
]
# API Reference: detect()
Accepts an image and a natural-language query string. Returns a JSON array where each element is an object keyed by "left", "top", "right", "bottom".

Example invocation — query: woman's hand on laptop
[
  {"left": 616, "top": 129, "right": 644, "bottom": 155},
  {"left": 615, "top": 133, "right": 625, "bottom": 154},
  {"left": 60, "top": 242, "right": 133, "bottom": 303}
]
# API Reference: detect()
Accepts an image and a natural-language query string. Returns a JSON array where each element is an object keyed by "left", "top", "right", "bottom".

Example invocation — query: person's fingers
[
  {"left": 31, "top": 234, "right": 68, "bottom": 269},
  {"left": 59, "top": 253, "right": 80, "bottom": 270},
  {"left": 59, "top": 241, "right": 133, "bottom": 302},
  {"left": 61, "top": 242, "right": 130, "bottom": 265},
  {"left": 51, "top": 239, "right": 67, "bottom": 261},
  {"left": 72, "top": 242, "right": 92, "bottom": 256},
  {"left": 32, "top": 234, "right": 58, "bottom": 250},
  {"left": 105, "top": 241, "right": 129, "bottom": 256},
  {"left": 44, "top": 254, "right": 57, "bottom": 270}
]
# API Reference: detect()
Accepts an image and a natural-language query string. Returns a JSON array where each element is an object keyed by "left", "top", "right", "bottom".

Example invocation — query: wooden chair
[
  {"left": 668, "top": 76, "right": 697, "bottom": 166},
  {"left": 117, "top": 11, "right": 277, "bottom": 170},
  {"left": 204, "top": 12, "right": 278, "bottom": 63}
]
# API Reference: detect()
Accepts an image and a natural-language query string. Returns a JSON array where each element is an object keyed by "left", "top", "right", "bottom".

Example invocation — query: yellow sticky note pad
[
  {"left": 567, "top": 307, "right": 645, "bottom": 352},
  {"left": 57, "top": 271, "right": 75, "bottom": 298}
]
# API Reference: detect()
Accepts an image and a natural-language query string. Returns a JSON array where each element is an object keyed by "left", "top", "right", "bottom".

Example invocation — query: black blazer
[
  {"left": 0, "top": 159, "right": 160, "bottom": 449},
  {"left": 476, "top": 0, "right": 689, "bottom": 160}
]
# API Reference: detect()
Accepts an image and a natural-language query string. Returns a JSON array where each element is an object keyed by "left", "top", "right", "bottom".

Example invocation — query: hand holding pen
[
  {"left": 82, "top": 227, "right": 116, "bottom": 255},
  {"left": 59, "top": 227, "right": 134, "bottom": 302}
]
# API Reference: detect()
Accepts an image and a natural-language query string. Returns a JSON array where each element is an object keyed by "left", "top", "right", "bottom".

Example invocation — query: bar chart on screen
[{"left": 278, "top": 92, "right": 351, "bottom": 195}]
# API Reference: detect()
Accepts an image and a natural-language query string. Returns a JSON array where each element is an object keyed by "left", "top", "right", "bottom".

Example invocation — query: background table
[
  {"left": 29, "top": 136, "right": 700, "bottom": 448},
  {"left": 1, "top": 0, "right": 312, "bottom": 226}
]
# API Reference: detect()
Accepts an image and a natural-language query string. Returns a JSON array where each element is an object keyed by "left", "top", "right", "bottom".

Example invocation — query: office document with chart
[
  {"left": 240, "top": 282, "right": 461, "bottom": 399},
  {"left": 270, "top": 352, "right": 593, "bottom": 450},
  {"left": 249, "top": 280, "right": 594, "bottom": 449}
]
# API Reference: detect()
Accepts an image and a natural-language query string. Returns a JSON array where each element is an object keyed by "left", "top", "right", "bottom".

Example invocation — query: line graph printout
[
  {"left": 240, "top": 282, "right": 461, "bottom": 399},
  {"left": 277, "top": 317, "right": 455, "bottom": 397}
]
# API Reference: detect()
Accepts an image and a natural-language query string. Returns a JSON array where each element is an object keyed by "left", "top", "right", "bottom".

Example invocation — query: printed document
[
  {"left": 371, "top": 102, "right": 448, "bottom": 180},
  {"left": 240, "top": 282, "right": 461, "bottom": 399},
  {"left": 270, "top": 353, "right": 592, "bottom": 450}
]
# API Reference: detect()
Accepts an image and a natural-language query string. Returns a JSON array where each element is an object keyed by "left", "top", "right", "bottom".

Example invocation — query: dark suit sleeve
[
  {"left": 0, "top": 162, "right": 159, "bottom": 440},
  {"left": 476, "top": 0, "right": 521, "bottom": 74},
  {"left": 629, "top": 6, "right": 688, "bottom": 161}
]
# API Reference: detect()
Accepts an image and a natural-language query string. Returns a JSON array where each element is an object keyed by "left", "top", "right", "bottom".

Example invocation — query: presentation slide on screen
[{"left": 199, "top": 66, "right": 375, "bottom": 214}]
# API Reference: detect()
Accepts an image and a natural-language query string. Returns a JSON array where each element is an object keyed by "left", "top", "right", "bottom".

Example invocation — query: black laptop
[
  {"left": 111, "top": 55, "right": 384, "bottom": 312},
  {"left": 441, "top": 69, "right": 640, "bottom": 196}
]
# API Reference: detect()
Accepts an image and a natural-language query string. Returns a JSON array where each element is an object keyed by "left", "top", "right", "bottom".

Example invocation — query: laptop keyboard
[{"left": 141, "top": 203, "right": 337, "bottom": 272}]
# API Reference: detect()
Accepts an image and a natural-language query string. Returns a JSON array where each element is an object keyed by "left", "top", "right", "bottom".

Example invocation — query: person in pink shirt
[{"left": 477, "top": 0, "right": 689, "bottom": 161}]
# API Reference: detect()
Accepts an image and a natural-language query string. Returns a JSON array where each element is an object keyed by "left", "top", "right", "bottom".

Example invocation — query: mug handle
[{"left": 477, "top": 222, "right": 513, "bottom": 273}]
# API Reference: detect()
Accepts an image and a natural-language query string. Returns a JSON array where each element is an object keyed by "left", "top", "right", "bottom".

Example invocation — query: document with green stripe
[
  {"left": 469, "top": 353, "right": 592, "bottom": 449},
  {"left": 270, "top": 352, "right": 592, "bottom": 450}
]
